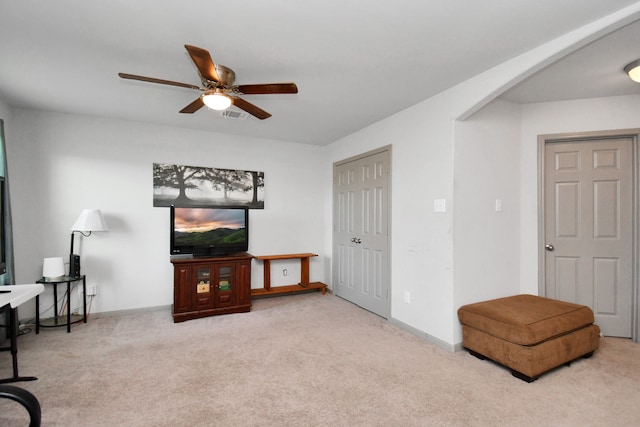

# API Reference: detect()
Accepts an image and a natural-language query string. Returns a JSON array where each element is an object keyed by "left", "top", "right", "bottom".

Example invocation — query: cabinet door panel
[
  {"left": 192, "top": 266, "right": 213, "bottom": 310},
  {"left": 215, "top": 265, "right": 236, "bottom": 307},
  {"left": 236, "top": 260, "right": 251, "bottom": 305},
  {"left": 173, "top": 266, "right": 192, "bottom": 313}
]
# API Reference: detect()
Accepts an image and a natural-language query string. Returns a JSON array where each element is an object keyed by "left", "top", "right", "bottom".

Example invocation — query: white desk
[{"left": 0, "top": 284, "right": 44, "bottom": 384}]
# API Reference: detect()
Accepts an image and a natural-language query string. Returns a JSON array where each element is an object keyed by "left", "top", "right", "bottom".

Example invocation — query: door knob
[{"left": 545, "top": 244, "right": 554, "bottom": 251}]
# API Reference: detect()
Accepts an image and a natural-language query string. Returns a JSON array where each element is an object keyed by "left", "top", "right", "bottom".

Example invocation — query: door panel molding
[
  {"left": 538, "top": 129, "right": 640, "bottom": 342},
  {"left": 333, "top": 146, "right": 391, "bottom": 318}
]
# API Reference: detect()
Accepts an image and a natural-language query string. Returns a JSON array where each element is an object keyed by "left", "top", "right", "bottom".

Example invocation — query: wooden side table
[
  {"left": 252, "top": 253, "right": 327, "bottom": 297},
  {"left": 35, "top": 275, "right": 86, "bottom": 333}
]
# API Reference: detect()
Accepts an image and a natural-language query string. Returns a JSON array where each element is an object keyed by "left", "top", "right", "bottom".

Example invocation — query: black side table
[{"left": 35, "top": 275, "right": 86, "bottom": 333}]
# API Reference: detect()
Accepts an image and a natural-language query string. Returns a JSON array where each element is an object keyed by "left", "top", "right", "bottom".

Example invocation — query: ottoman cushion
[{"left": 457, "top": 294, "right": 594, "bottom": 346}]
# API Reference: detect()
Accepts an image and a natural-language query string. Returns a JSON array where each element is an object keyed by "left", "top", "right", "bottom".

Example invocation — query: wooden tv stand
[
  {"left": 171, "top": 253, "right": 252, "bottom": 322},
  {"left": 252, "top": 253, "right": 327, "bottom": 297}
]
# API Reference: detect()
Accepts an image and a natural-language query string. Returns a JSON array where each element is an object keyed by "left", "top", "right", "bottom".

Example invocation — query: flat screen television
[{"left": 170, "top": 206, "right": 248, "bottom": 257}]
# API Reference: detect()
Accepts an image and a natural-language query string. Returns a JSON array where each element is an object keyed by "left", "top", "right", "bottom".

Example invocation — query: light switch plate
[{"left": 434, "top": 199, "right": 446, "bottom": 213}]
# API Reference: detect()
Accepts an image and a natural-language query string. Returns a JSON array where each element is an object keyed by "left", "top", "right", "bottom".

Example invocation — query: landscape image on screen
[{"left": 173, "top": 208, "right": 246, "bottom": 246}]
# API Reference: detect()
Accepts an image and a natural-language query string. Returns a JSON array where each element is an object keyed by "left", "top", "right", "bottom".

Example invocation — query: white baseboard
[{"left": 389, "top": 317, "right": 463, "bottom": 352}]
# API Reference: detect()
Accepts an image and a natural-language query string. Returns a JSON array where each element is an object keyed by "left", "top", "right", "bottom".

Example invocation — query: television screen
[{"left": 170, "top": 206, "right": 248, "bottom": 257}]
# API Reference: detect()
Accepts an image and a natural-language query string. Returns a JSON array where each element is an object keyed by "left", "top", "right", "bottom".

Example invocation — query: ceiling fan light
[
  {"left": 624, "top": 59, "right": 640, "bottom": 83},
  {"left": 202, "top": 92, "right": 232, "bottom": 110}
]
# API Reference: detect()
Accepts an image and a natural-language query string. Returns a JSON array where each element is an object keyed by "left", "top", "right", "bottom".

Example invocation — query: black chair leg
[{"left": 0, "top": 384, "right": 41, "bottom": 427}]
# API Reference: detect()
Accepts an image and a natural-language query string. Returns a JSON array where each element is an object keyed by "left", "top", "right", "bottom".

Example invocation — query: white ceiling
[
  {"left": 1, "top": 0, "right": 639, "bottom": 146},
  {"left": 501, "top": 18, "right": 640, "bottom": 103}
]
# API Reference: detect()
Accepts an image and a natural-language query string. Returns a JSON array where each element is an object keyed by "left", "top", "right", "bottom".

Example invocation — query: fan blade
[
  {"left": 236, "top": 83, "right": 298, "bottom": 95},
  {"left": 180, "top": 97, "right": 205, "bottom": 114},
  {"left": 231, "top": 97, "right": 271, "bottom": 120},
  {"left": 118, "top": 73, "right": 201, "bottom": 90},
  {"left": 184, "top": 45, "right": 220, "bottom": 82}
]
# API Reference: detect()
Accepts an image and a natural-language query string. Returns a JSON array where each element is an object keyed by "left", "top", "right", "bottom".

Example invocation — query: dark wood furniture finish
[
  {"left": 252, "top": 253, "right": 327, "bottom": 297},
  {"left": 171, "top": 253, "right": 252, "bottom": 322}
]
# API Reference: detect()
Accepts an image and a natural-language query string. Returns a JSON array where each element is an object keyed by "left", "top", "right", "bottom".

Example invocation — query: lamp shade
[
  {"left": 43, "top": 257, "right": 65, "bottom": 279},
  {"left": 71, "top": 209, "right": 109, "bottom": 232}
]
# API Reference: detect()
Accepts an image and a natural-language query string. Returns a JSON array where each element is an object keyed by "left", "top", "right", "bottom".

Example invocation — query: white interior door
[
  {"left": 543, "top": 136, "right": 634, "bottom": 338},
  {"left": 333, "top": 149, "right": 390, "bottom": 318}
]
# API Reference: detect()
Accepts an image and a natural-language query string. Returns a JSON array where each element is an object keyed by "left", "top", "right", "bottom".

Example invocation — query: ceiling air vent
[{"left": 219, "top": 109, "right": 249, "bottom": 120}]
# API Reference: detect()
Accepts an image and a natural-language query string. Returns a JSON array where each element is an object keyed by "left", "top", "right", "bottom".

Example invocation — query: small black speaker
[{"left": 70, "top": 254, "right": 81, "bottom": 278}]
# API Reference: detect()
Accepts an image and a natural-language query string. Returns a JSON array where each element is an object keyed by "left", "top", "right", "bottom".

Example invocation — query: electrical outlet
[
  {"left": 87, "top": 285, "right": 97, "bottom": 296},
  {"left": 283, "top": 268, "right": 288, "bottom": 276}
]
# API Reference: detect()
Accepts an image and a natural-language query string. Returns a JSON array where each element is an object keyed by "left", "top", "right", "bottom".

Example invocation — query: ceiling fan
[{"left": 118, "top": 45, "right": 298, "bottom": 120}]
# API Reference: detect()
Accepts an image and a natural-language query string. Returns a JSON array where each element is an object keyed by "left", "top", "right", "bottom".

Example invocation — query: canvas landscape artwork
[{"left": 153, "top": 162, "right": 264, "bottom": 208}]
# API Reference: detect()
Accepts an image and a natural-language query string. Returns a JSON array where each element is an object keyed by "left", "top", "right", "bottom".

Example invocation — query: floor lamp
[{"left": 69, "top": 209, "right": 108, "bottom": 277}]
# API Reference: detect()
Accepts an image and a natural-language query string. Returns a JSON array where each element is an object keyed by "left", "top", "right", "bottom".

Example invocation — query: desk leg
[
  {"left": 82, "top": 277, "right": 87, "bottom": 323},
  {"left": 35, "top": 296, "right": 39, "bottom": 335},
  {"left": 0, "top": 307, "right": 37, "bottom": 384},
  {"left": 53, "top": 284, "right": 58, "bottom": 318},
  {"left": 66, "top": 281, "right": 71, "bottom": 333}
]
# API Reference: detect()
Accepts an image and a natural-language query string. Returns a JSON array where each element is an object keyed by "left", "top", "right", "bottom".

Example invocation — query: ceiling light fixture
[
  {"left": 624, "top": 59, "right": 640, "bottom": 83},
  {"left": 202, "top": 90, "right": 232, "bottom": 110}
]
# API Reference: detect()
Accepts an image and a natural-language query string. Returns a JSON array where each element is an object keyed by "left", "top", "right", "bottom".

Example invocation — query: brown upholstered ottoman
[{"left": 457, "top": 294, "right": 600, "bottom": 382}]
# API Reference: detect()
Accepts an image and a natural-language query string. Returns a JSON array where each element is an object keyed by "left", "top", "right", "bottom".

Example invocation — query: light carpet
[{"left": 1, "top": 293, "right": 639, "bottom": 426}]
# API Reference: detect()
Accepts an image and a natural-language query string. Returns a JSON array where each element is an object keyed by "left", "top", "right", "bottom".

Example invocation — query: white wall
[
  {"left": 325, "top": 96, "right": 524, "bottom": 347},
  {"left": 327, "top": 91, "right": 457, "bottom": 346},
  {"left": 5, "top": 108, "right": 328, "bottom": 319},
  {"left": 453, "top": 100, "right": 522, "bottom": 343},
  {"left": 0, "top": 99, "right": 10, "bottom": 121},
  {"left": 519, "top": 94, "right": 640, "bottom": 295}
]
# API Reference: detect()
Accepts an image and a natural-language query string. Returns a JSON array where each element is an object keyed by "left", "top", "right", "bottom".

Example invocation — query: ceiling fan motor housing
[{"left": 213, "top": 64, "right": 235, "bottom": 86}]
